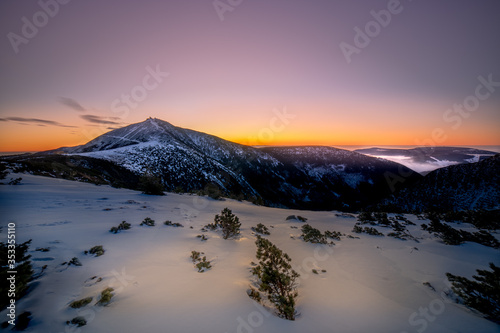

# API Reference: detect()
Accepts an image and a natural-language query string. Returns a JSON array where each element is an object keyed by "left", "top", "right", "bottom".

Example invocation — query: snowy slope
[{"left": 0, "top": 174, "right": 499, "bottom": 333}]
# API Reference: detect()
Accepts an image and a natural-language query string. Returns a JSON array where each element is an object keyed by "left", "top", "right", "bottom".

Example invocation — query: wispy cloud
[
  {"left": 80, "top": 114, "right": 121, "bottom": 125},
  {"left": 58, "top": 97, "right": 86, "bottom": 112},
  {"left": 0, "top": 117, "right": 76, "bottom": 128}
]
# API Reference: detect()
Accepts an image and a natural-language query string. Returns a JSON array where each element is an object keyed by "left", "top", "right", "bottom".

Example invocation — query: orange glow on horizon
[
  {"left": 0, "top": 124, "right": 88, "bottom": 152},
  {"left": 1, "top": 107, "right": 499, "bottom": 152},
  {"left": 1, "top": 124, "right": 499, "bottom": 152}
]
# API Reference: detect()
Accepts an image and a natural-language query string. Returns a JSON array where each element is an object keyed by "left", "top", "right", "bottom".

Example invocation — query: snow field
[{"left": 0, "top": 174, "right": 498, "bottom": 333}]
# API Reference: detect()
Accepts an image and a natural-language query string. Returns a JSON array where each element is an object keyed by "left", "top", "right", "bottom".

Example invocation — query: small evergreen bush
[
  {"left": 324, "top": 230, "right": 343, "bottom": 241},
  {"left": 190, "top": 251, "right": 212, "bottom": 272},
  {"left": 88, "top": 245, "right": 105, "bottom": 257},
  {"left": 301, "top": 224, "right": 327, "bottom": 244},
  {"left": 201, "top": 223, "right": 217, "bottom": 231},
  {"left": 214, "top": 208, "right": 241, "bottom": 239},
  {"left": 164, "top": 220, "right": 184, "bottom": 227},
  {"left": 68, "top": 257, "right": 82, "bottom": 266},
  {"left": 140, "top": 217, "right": 155, "bottom": 226},
  {"left": 374, "top": 212, "right": 390, "bottom": 226},
  {"left": 96, "top": 287, "right": 114, "bottom": 306},
  {"left": 190, "top": 250, "right": 202, "bottom": 262},
  {"left": 252, "top": 236, "right": 299, "bottom": 320},
  {"left": 8, "top": 177, "right": 22, "bottom": 185},
  {"left": 252, "top": 223, "right": 270, "bottom": 235},
  {"left": 423, "top": 282, "right": 435, "bottom": 291},
  {"left": 110, "top": 221, "right": 131, "bottom": 233},
  {"left": 352, "top": 225, "right": 384, "bottom": 236},
  {"left": 363, "top": 227, "right": 384, "bottom": 236},
  {"left": 247, "top": 288, "right": 261, "bottom": 302},
  {"left": 352, "top": 225, "right": 363, "bottom": 233},
  {"left": 69, "top": 297, "right": 93, "bottom": 309},
  {"left": 357, "top": 211, "right": 376, "bottom": 223},
  {"left": 69, "top": 316, "right": 87, "bottom": 327},
  {"left": 285, "top": 215, "right": 308, "bottom": 222}
]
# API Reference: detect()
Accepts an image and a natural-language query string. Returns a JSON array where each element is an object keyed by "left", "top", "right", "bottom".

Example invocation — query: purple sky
[{"left": 0, "top": 0, "right": 499, "bottom": 151}]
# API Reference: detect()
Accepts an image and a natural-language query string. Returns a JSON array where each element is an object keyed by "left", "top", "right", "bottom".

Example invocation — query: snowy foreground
[{"left": 0, "top": 174, "right": 499, "bottom": 333}]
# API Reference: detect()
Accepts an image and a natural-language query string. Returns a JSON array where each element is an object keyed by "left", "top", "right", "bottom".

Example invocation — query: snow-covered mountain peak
[
  {"left": 64, "top": 118, "right": 192, "bottom": 153},
  {"left": 33, "top": 118, "right": 422, "bottom": 210}
]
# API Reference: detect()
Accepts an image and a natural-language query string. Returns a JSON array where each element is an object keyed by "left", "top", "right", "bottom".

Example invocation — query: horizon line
[{"left": 2, "top": 144, "right": 500, "bottom": 155}]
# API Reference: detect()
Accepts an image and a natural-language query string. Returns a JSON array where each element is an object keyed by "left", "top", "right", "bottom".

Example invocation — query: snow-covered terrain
[{"left": 1, "top": 174, "right": 499, "bottom": 333}]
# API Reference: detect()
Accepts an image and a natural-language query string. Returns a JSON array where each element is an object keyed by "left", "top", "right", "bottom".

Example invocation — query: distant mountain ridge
[
  {"left": 4, "top": 118, "right": 496, "bottom": 213},
  {"left": 355, "top": 146, "right": 497, "bottom": 174},
  {"left": 5, "top": 118, "right": 420, "bottom": 210},
  {"left": 379, "top": 154, "right": 500, "bottom": 212}
]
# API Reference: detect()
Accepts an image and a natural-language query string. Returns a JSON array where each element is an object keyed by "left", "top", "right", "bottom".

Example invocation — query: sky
[{"left": 0, "top": 0, "right": 499, "bottom": 152}]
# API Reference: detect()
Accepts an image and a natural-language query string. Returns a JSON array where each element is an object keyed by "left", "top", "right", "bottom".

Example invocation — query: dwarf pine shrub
[
  {"left": 69, "top": 316, "right": 87, "bottom": 327},
  {"left": 110, "top": 221, "right": 131, "bottom": 233},
  {"left": 164, "top": 220, "right": 184, "bottom": 227},
  {"left": 214, "top": 208, "right": 241, "bottom": 239},
  {"left": 88, "top": 245, "right": 105, "bottom": 257},
  {"left": 68, "top": 257, "right": 82, "bottom": 266},
  {"left": 252, "top": 223, "right": 270, "bottom": 235},
  {"left": 140, "top": 217, "right": 155, "bottom": 226},
  {"left": 96, "top": 287, "right": 114, "bottom": 306},
  {"left": 252, "top": 236, "right": 299, "bottom": 320},
  {"left": 301, "top": 224, "right": 327, "bottom": 244},
  {"left": 190, "top": 251, "right": 212, "bottom": 272},
  {"left": 69, "top": 297, "right": 93, "bottom": 309}
]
